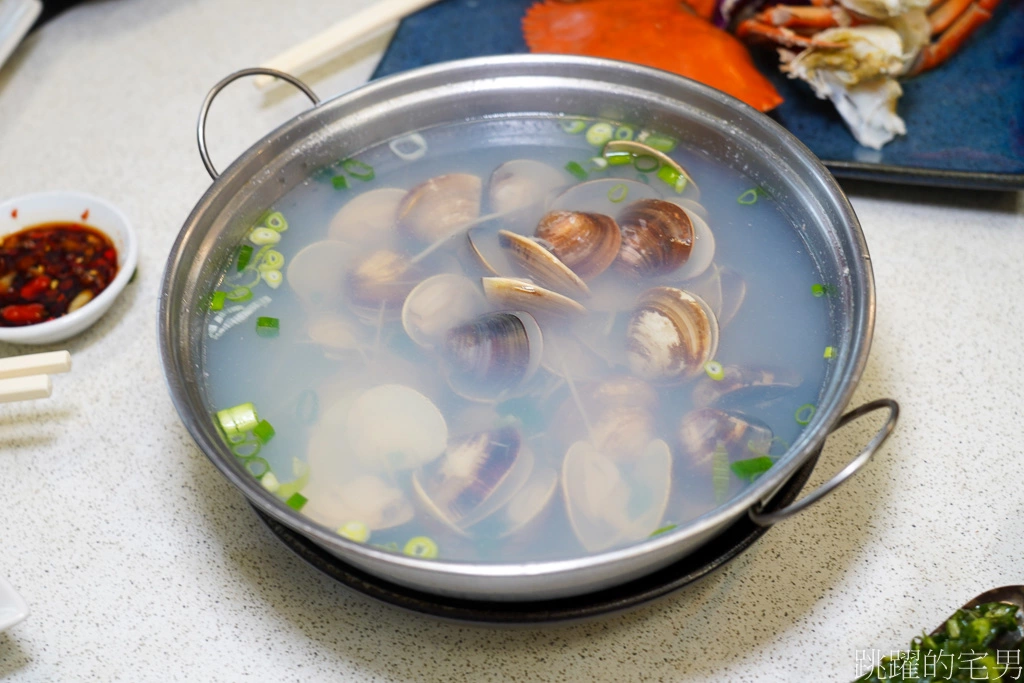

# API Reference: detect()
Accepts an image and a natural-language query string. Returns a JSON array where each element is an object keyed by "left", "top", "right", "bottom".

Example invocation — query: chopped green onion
[
  {"left": 225, "top": 286, "right": 252, "bottom": 302},
  {"left": 255, "top": 316, "right": 280, "bottom": 338},
  {"left": 245, "top": 456, "right": 271, "bottom": 478},
  {"left": 565, "top": 160, "right": 588, "bottom": 180},
  {"left": 236, "top": 245, "right": 253, "bottom": 271},
  {"left": 811, "top": 283, "right": 826, "bottom": 297},
  {"left": 342, "top": 159, "right": 375, "bottom": 181},
  {"left": 633, "top": 155, "right": 659, "bottom": 173},
  {"left": 795, "top": 403, "right": 816, "bottom": 426},
  {"left": 607, "top": 183, "right": 629, "bottom": 203},
  {"left": 276, "top": 458, "right": 310, "bottom": 501},
  {"left": 649, "top": 523, "right": 677, "bottom": 537},
  {"left": 712, "top": 444, "right": 729, "bottom": 503},
  {"left": 403, "top": 536, "right": 439, "bottom": 559},
  {"left": 769, "top": 436, "right": 790, "bottom": 456},
  {"left": 737, "top": 189, "right": 760, "bottom": 205},
  {"left": 614, "top": 125, "right": 635, "bottom": 141},
  {"left": 824, "top": 346, "right": 835, "bottom": 359},
  {"left": 262, "top": 270, "right": 283, "bottom": 289},
  {"left": 261, "top": 471, "right": 280, "bottom": 493},
  {"left": 559, "top": 119, "right": 587, "bottom": 134},
  {"left": 605, "top": 150, "right": 633, "bottom": 166},
  {"left": 332, "top": 175, "right": 349, "bottom": 190},
  {"left": 258, "top": 250, "right": 284, "bottom": 271},
  {"left": 297, "top": 390, "right": 319, "bottom": 424},
  {"left": 656, "top": 164, "right": 687, "bottom": 193},
  {"left": 285, "top": 492, "right": 307, "bottom": 511},
  {"left": 231, "top": 440, "right": 261, "bottom": 458},
  {"left": 587, "top": 156, "right": 608, "bottom": 172},
  {"left": 217, "top": 402, "right": 259, "bottom": 440},
  {"left": 704, "top": 360, "right": 725, "bottom": 381},
  {"left": 638, "top": 131, "right": 678, "bottom": 153},
  {"left": 265, "top": 211, "right": 288, "bottom": 232},
  {"left": 252, "top": 419, "right": 275, "bottom": 443},
  {"left": 731, "top": 456, "right": 773, "bottom": 482},
  {"left": 585, "top": 122, "right": 614, "bottom": 147},
  {"left": 338, "top": 521, "right": 371, "bottom": 543},
  {"left": 249, "top": 227, "right": 281, "bottom": 246},
  {"left": 209, "top": 291, "right": 226, "bottom": 311}
]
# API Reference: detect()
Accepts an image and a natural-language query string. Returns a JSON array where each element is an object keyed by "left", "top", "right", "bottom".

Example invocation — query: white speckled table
[{"left": 1, "top": 1, "right": 1022, "bottom": 681}]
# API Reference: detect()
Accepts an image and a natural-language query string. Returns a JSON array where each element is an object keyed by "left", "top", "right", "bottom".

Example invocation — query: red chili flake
[
  {"left": 81, "top": 209, "right": 90, "bottom": 221},
  {"left": 0, "top": 222, "right": 118, "bottom": 326},
  {"left": 10, "top": 209, "right": 17, "bottom": 219}
]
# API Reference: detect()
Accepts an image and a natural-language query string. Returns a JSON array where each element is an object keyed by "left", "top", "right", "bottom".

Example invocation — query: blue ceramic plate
[{"left": 372, "top": 0, "right": 1024, "bottom": 190}]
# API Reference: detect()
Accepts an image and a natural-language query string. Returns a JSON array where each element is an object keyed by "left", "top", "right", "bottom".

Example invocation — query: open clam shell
[
  {"left": 347, "top": 249, "right": 423, "bottom": 319},
  {"left": 678, "top": 408, "right": 774, "bottom": 470},
  {"left": 328, "top": 187, "right": 408, "bottom": 247},
  {"left": 303, "top": 313, "right": 366, "bottom": 358},
  {"left": 443, "top": 311, "right": 544, "bottom": 401},
  {"left": 534, "top": 210, "right": 621, "bottom": 280},
  {"left": 625, "top": 286, "right": 719, "bottom": 383},
  {"left": 489, "top": 465, "right": 558, "bottom": 539},
  {"left": 286, "top": 240, "right": 357, "bottom": 311},
  {"left": 488, "top": 159, "right": 567, "bottom": 217},
  {"left": 498, "top": 230, "right": 590, "bottom": 298},
  {"left": 481, "top": 277, "right": 587, "bottom": 318},
  {"left": 691, "top": 365, "right": 802, "bottom": 410},
  {"left": 345, "top": 384, "right": 448, "bottom": 472},
  {"left": 562, "top": 438, "right": 672, "bottom": 553},
  {"left": 615, "top": 199, "right": 694, "bottom": 279},
  {"left": 302, "top": 473, "right": 415, "bottom": 532},
  {"left": 413, "top": 423, "right": 535, "bottom": 533},
  {"left": 401, "top": 273, "right": 487, "bottom": 349},
  {"left": 551, "top": 375, "right": 658, "bottom": 458},
  {"left": 549, "top": 178, "right": 660, "bottom": 215},
  {"left": 665, "top": 201, "right": 715, "bottom": 282},
  {"left": 397, "top": 173, "right": 482, "bottom": 244}
]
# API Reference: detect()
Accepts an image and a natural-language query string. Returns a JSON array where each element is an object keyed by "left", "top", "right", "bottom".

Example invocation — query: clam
[
  {"left": 327, "top": 187, "right": 408, "bottom": 246},
  {"left": 302, "top": 473, "right": 415, "bottom": 531},
  {"left": 498, "top": 230, "right": 590, "bottom": 298},
  {"left": 413, "top": 422, "right": 535, "bottom": 532},
  {"left": 465, "top": 226, "right": 505, "bottom": 277},
  {"left": 603, "top": 139, "right": 699, "bottom": 199},
  {"left": 678, "top": 408, "right": 774, "bottom": 469},
  {"left": 540, "top": 331, "right": 611, "bottom": 383},
  {"left": 401, "top": 273, "right": 487, "bottom": 349},
  {"left": 286, "top": 240, "right": 357, "bottom": 310},
  {"left": 625, "top": 286, "right": 719, "bottom": 383},
  {"left": 488, "top": 465, "right": 558, "bottom": 539},
  {"left": 615, "top": 199, "right": 694, "bottom": 279},
  {"left": 665, "top": 201, "right": 715, "bottom": 281},
  {"left": 347, "top": 249, "right": 423, "bottom": 317},
  {"left": 534, "top": 210, "right": 621, "bottom": 280},
  {"left": 691, "top": 365, "right": 802, "bottom": 410},
  {"left": 481, "top": 277, "right": 587, "bottom": 318},
  {"left": 717, "top": 266, "right": 747, "bottom": 328},
  {"left": 397, "top": 173, "right": 482, "bottom": 244},
  {"left": 345, "top": 384, "right": 448, "bottom": 472},
  {"left": 550, "top": 178, "right": 660, "bottom": 215},
  {"left": 443, "top": 311, "right": 544, "bottom": 401},
  {"left": 552, "top": 375, "right": 658, "bottom": 458},
  {"left": 562, "top": 438, "right": 672, "bottom": 553},
  {"left": 488, "top": 159, "right": 567, "bottom": 216},
  {"left": 304, "top": 313, "right": 365, "bottom": 357}
]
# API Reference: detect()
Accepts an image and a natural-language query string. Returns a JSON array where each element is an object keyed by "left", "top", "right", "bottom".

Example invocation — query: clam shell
[
  {"left": 562, "top": 438, "right": 672, "bottom": 553},
  {"left": 498, "top": 230, "right": 590, "bottom": 298},
  {"left": 665, "top": 202, "right": 715, "bottom": 281},
  {"left": 443, "top": 311, "right": 544, "bottom": 401},
  {"left": 550, "top": 178, "right": 660, "bottom": 215},
  {"left": 615, "top": 199, "right": 694, "bottom": 279},
  {"left": 304, "top": 313, "right": 365, "bottom": 357},
  {"left": 345, "top": 384, "right": 448, "bottom": 472},
  {"left": 717, "top": 266, "right": 747, "bottom": 328},
  {"left": 551, "top": 375, "right": 657, "bottom": 458},
  {"left": 488, "top": 159, "right": 567, "bottom": 216},
  {"left": 401, "top": 273, "right": 487, "bottom": 349},
  {"left": 302, "top": 473, "right": 415, "bottom": 532},
  {"left": 286, "top": 240, "right": 357, "bottom": 311},
  {"left": 678, "top": 408, "right": 774, "bottom": 469},
  {"left": 481, "top": 277, "right": 587, "bottom": 318},
  {"left": 625, "top": 286, "right": 719, "bottom": 383},
  {"left": 534, "top": 210, "right": 621, "bottom": 280},
  {"left": 347, "top": 249, "right": 422, "bottom": 318},
  {"left": 602, "top": 140, "right": 699, "bottom": 199},
  {"left": 397, "top": 173, "right": 482, "bottom": 244},
  {"left": 691, "top": 365, "right": 802, "bottom": 410},
  {"left": 412, "top": 423, "right": 534, "bottom": 532},
  {"left": 491, "top": 465, "right": 558, "bottom": 539},
  {"left": 328, "top": 187, "right": 408, "bottom": 246}
]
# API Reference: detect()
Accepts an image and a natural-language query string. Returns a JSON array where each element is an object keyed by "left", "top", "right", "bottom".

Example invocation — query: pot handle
[
  {"left": 748, "top": 398, "right": 899, "bottom": 527},
  {"left": 197, "top": 68, "right": 321, "bottom": 180}
]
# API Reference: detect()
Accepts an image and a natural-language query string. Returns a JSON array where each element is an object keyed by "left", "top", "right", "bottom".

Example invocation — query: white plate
[{"left": 0, "top": 575, "right": 28, "bottom": 632}]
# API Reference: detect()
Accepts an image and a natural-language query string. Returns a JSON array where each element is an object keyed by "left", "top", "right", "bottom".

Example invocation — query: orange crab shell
[{"left": 522, "top": 0, "right": 784, "bottom": 112}]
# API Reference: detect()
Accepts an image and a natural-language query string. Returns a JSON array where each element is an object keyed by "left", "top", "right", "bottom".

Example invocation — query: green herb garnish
[
  {"left": 565, "top": 160, "right": 588, "bottom": 180},
  {"left": 730, "top": 456, "right": 773, "bottom": 482}
]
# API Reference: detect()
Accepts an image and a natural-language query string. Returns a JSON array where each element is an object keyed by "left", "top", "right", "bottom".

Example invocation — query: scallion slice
[
  {"left": 249, "top": 227, "right": 281, "bottom": 246},
  {"left": 231, "top": 439, "right": 261, "bottom": 458},
  {"left": 236, "top": 245, "right": 253, "bottom": 272},
  {"left": 704, "top": 360, "right": 725, "bottom": 381},
  {"left": 559, "top": 119, "right": 587, "bottom": 134},
  {"left": 252, "top": 419, "right": 276, "bottom": 444},
  {"left": 245, "top": 456, "right": 271, "bottom": 478},
  {"left": 262, "top": 270, "right": 283, "bottom": 289},
  {"left": 737, "top": 189, "right": 760, "bottom": 205},
  {"left": 285, "top": 492, "right": 307, "bottom": 511},
  {"left": 338, "top": 521, "right": 371, "bottom": 543},
  {"left": 607, "top": 183, "right": 628, "bottom": 203},
  {"left": 634, "top": 154, "right": 659, "bottom": 173},
  {"left": 587, "top": 156, "right": 609, "bottom": 172},
  {"left": 332, "top": 175, "right": 349, "bottom": 190},
  {"left": 342, "top": 159, "right": 375, "bottom": 181},
  {"left": 811, "top": 283, "right": 826, "bottom": 297},
  {"left": 649, "top": 523, "right": 678, "bottom": 537},
  {"left": 265, "top": 211, "right": 288, "bottom": 232},
  {"left": 824, "top": 346, "right": 836, "bottom": 359},
  {"left": 614, "top": 125, "right": 635, "bottom": 141},
  {"left": 795, "top": 403, "right": 816, "bottom": 426},
  {"left": 639, "top": 131, "right": 678, "bottom": 153},
  {"left": 657, "top": 164, "right": 687, "bottom": 194},
  {"left": 261, "top": 471, "right": 280, "bottom": 493},
  {"left": 731, "top": 456, "right": 773, "bottom": 481},
  {"left": 605, "top": 150, "right": 632, "bottom": 166},
  {"left": 256, "top": 316, "right": 279, "bottom": 338},
  {"left": 217, "top": 402, "right": 259, "bottom": 440},
  {"left": 258, "top": 250, "right": 284, "bottom": 271},
  {"left": 585, "top": 122, "right": 614, "bottom": 147},
  {"left": 276, "top": 458, "right": 310, "bottom": 501},
  {"left": 209, "top": 291, "right": 226, "bottom": 311},
  {"left": 403, "top": 536, "right": 439, "bottom": 559},
  {"left": 225, "top": 286, "right": 252, "bottom": 302},
  {"left": 565, "top": 161, "right": 588, "bottom": 180}
]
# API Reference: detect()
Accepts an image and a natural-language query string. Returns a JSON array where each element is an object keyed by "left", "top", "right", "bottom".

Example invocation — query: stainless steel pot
[{"left": 160, "top": 55, "right": 898, "bottom": 602}]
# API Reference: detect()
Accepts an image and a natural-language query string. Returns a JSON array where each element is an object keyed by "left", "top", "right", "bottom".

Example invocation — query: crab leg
[
  {"left": 910, "top": 0, "right": 1000, "bottom": 74},
  {"left": 736, "top": 7, "right": 846, "bottom": 48}
]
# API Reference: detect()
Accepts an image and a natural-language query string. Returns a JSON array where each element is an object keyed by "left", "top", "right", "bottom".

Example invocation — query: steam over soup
[{"left": 203, "top": 117, "right": 834, "bottom": 562}]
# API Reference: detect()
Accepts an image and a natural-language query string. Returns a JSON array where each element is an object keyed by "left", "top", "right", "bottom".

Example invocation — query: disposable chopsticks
[{"left": 0, "top": 350, "right": 71, "bottom": 403}]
